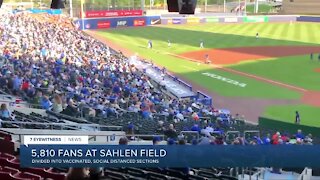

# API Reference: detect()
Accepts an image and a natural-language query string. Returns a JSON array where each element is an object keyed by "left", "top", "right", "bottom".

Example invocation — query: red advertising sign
[
  {"left": 133, "top": 19, "right": 145, "bottom": 26},
  {"left": 97, "top": 21, "right": 111, "bottom": 29},
  {"left": 84, "top": 10, "right": 143, "bottom": 18}
]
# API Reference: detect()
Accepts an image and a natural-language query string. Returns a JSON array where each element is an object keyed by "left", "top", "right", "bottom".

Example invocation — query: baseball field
[{"left": 88, "top": 22, "right": 320, "bottom": 127}]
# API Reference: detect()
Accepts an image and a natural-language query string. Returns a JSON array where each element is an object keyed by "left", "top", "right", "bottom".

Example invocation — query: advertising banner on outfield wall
[
  {"left": 150, "top": 18, "right": 161, "bottom": 25},
  {"left": 97, "top": 21, "right": 111, "bottom": 29},
  {"left": 297, "top": 16, "right": 320, "bottom": 23},
  {"left": 224, "top": 17, "right": 238, "bottom": 23},
  {"left": 133, "top": 19, "right": 145, "bottom": 26},
  {"left": 187, "top": 17, "right": 200, "bottom": 24},
  {"left": 116, "top": 20, "right": 128, "bottom": 27},
  {"left": 268, "top": 16, "right": 297, "bottom": 22},
  {"left": 172, "top": 18, "right": 182, "bottom": 24},
  {"left": 199, "top": 18, "right": 206, "bottom": 23},
  {"left": 206, "top": 17, "right": 219, "bottom": 23},
  {"left": 83, "top": 10, "right": 143, "bottom": 18},
  {"left": 27, "top": 9, "right": 62, "bottom": 15},
  {"left": 77, "top": 16, "right": 160, "bottom": 30},
  {"left": 243, "top": 16, "right": 269, "bottom": 23}
]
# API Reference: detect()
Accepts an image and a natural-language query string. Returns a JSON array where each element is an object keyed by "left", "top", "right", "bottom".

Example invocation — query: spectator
[
  {"left": 61, "top": 99, "right": 79, "bottom": 117},
  {"left": 66, "top": 168, "right": 89, "bottom": 180},
  {"left": 119, "top": 137, "right": 129, "bottom": 145},
  {"left": 295, "top": 129, "right": 305, "bottom": 139},
  {"left": 191, "top": 124, "right": 200, "bottom": 133},
  {"left": 89, "top": 167, "right": 104, "bottom": 180},
  {"left": 164, "top": 124, "right": 178, "bottom": 139},
  {"left": 0, "top": 103, "right": 12, "bottom": 119},
  {"left": 40, "top": 95, "right": 52, "bottom": 110},
  {"left": 153, "top": 136, "right": 161, "bottom": 145},
  {"left": 192, "top": 112, "right": 199, "bottom": 121},
  {"left": 167, "top": 138, "right": 175, "bottom": 145},
  {"left": 205, "top": 123, "right": 214, "bottom": 133},
  {"left": 272, "top": 132, "right": 280, "bottom": 145},
  {"left": 52, "top": 94, "right": 63, "bottom": 113},
  {"left": 263, "top": 134, "right": 271, "bottom": 145},
  {"left": 178, "top": 139, "right": 186, "bottom": 145}
]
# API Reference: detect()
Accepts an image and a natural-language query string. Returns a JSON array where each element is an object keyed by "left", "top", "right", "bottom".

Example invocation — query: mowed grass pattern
[
  {"left": 230, "top": 55, "right": 320, "bottom": 91},
  {"left": 100, "top": 22, "right": 320, "bottom": 54}
]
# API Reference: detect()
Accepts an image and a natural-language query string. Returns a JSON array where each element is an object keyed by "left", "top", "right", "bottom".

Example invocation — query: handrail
[
  {"left": 298, "top": 167, "right": 309, "bottom": 180},
  {"left": 1, "top": 120, "right": 122, "bottom": 131},
  {"left": 251, "top": 168, "right": 265, "bottom": 180},
  {"left": 180, "top": 131, "right": 200, "bottom": 140},
  {"left": 108, "top": 134, "right": 166, "bottom": 142},
  {"left": 226, "top": 131, "right": 240, "bottom": 142},
  {"left": 244, "top": 130, "right": 260, "bottom": 141}
]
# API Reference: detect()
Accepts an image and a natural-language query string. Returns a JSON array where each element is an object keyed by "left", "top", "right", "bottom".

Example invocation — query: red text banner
[
  {"left": 84, "top": 10, "right": 143, "bottom": 18},
  {"left": 97, "top": 21, "right": 111, "bottom": 29},
  {"left": 134, "top": 19, "right": 145, "bottom": 26}
]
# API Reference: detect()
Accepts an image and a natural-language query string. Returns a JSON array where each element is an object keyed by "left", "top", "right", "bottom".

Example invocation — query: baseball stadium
[{"left": 0, "top": 0, "right": 320, "bottom": 179}]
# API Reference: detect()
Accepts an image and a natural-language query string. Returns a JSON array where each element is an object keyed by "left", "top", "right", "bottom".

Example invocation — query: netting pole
[
  {"left": 69, "top": 0, "right": 73, "bottom": 18},
  {"left": 205, "top": 0, "right": 207, "bottom": 13},
  {"left": 163, "top": 0, "right": 165, "bottom": 10},
  {"left": 244, "top": 0, "right": 246, "bottom": 15},
  {"left": 141, "top": 0, "right": 145, "bottom": 11},
  {"left": 81, "top": 0, "right": 84, "bottom": 30}
]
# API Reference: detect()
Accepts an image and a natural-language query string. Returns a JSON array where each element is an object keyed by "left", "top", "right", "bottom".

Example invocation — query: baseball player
[
  {"left": 200, "top": 40, "right": 204, "bottom": 48},
  {"left": 205, "top": 54, "right": 211, "bottom": 64},
  {"left": 148, "top": 40, "right": 153, "bottom": 49}
]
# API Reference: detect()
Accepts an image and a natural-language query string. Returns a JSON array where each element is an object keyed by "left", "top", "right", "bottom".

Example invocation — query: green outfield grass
[
  {"left": 263, "top": 105, "right": 320, "bottom": 127},
  {"left": 230, "top": 55, "right": 320, "bottom": 91},
  {"left": 95, "top": 22, "right": 320, "bottom": 125}
]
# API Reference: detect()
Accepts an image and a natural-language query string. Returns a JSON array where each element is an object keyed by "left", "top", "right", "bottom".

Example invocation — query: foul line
[
  {"left": 170, "top": 53, "right": 308, "bottom": 93},
  {"left": 180, "top": 65, "right": 199, "bottom": 71}
]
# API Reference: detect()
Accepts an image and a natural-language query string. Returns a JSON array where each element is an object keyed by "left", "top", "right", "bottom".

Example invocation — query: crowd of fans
[
  {"left": 0, "top": 12, "right": 226, "bottom": 123},
  {"left": 155, "top": 122, "right": 313, "bottom": 145}
]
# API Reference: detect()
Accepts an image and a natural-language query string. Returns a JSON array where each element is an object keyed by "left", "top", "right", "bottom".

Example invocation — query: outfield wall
[
  {"left": 77, "top": 15, "right": 299, "bottom": 30},
  {"left": 297, "top": 16, "right": 320, "bottom": 23},
  {"left": 77, "top": 14, "right": 320, "bottom": 30},
  {"left": 77, "top": 16, "right": 161, "bottom": 30},
  {"left": 259, "top": 117, "right": 320, "bottom": 137}
]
